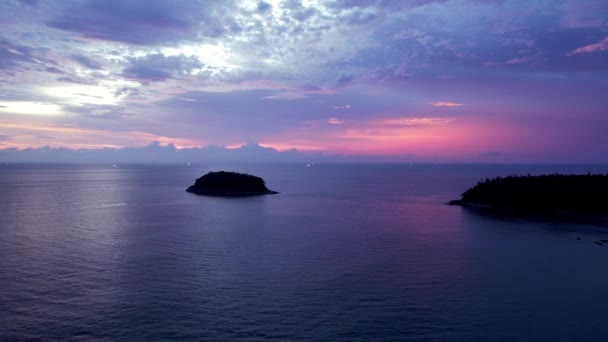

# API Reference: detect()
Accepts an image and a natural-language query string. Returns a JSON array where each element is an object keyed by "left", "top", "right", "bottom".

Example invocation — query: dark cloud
[
  {"left": 47, "top": 0, "right": 237, "bottom": 45},
  {"left": 256, "top": 1, "right": 272, "bottom": 13},
  {"left": 335, "top": 72, "right": 355, "bottom": 88},
  {"left": 45, "top": 66, "right": 65, "bottom": 74},
  {"left": 114, "top": 87, "right": 138, "bottom": 98},
  {"left": 327, "top": 0, "right": 448, "bottom": 10},
  {"left": 0, "top": 40, "right": 36, "bottom": 70},
  {"left": 56, "top": 76, "right": 97, "bottom": 85},
  {"left": 282, "top": 0, "right": 302, "bottom": 10},
  {"left": 122, "top": 53, "right": 203, "bottom": 82},
  {"left": 70, "top": 54, "right": 102, "bottom": 70},
  {"left": 123, "top": 66, "right": 171, "bottom": 82},
  {"left": 279, "top": 2, "right": 319, "bottom": 22},
  {"left": 345, "top": 9, "right": 380, "bottom": 25},
  {"left": 292, "top": 7, "right": 317, "bottom": 21},
  {"left": 63, "top": 103, "right": 132, "bottom": 120},
  {"left": 0, "top": 40, "right": 65, "bottom": 77}
]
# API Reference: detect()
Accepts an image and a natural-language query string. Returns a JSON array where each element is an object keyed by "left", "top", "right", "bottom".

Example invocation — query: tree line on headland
[{"left": 451, "top": 174, "right": 608, "bottom": 214}]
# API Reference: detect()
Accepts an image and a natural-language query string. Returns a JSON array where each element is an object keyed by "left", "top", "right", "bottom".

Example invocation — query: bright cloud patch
[
  {"left": 332, "top": 105, "right": 352, "bottom": 109},
  {"left": 431, "top": 102, "right": 463, "bottom": 107},
  {"left": 328, "top": 117, "right": 345, "bottom": 124},
  {"left": 0, "top": 102, "right": 63, "bottom": 116}
]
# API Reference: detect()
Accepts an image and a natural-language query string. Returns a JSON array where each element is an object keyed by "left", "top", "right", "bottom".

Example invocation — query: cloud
[
  {"left": 505, "top": 53, "right": 542, "bottom": 65},
  {"left": 344, "top": 9, "right": 380, "bottom": 25},
  {"left": 560, "top": 0, "right": 608, "bottom": 29},
  {"left": 0, "top": 101, "right": 63, "bottom": 116},
  {"left": 123, "top": 67, "right": 171, "bottom": 82},
  {"left": 70, "top": 54, "right": 103, "bottom": 70},
  {"left": 328, "top": 118, "right": 345, "bottom": 124},
  {"left": 62, "top": 103, "right": 133, "bottom": 120},
  {"left": 19, "top": 0, "right": 38, "bottom": 6},
  {"left": 382, "top": 117, "right": 454, "bottom": 126},
  {"left": 178, "top": 97, "right": 204, "bottom": 102},
  {"left": 332, "top": 105, "right": 352, "bottom": 109},
  {"left": 290, "top": 6, "right": 317, "bottom": 21},
  {"left": 45, "top": 66, "right": 64, "bottom": 74},
  {"left": 392, "top": 28, "right": 423, "bottom": 40},
  {"left": 326, "top": 0, "right": 447, "bottom": 11},
  {"left": 56, "top": 76, "right": 98, "bottom": 85},
  {"left": 0, "top": 40, "right": 36, "bottom": 70},
  {"left": 335, "top": 72, "right": 355, "bottom": 88},
  {"left": 431, "top": 102, "right": 463, "bottom": 107},
  {"left": 47, "top": 0, "right": 235, "bottom": 45},
  {"left": 122, "top": 53, "right": 203, "bottom": 82},
  {"left": 567, "top": 37, "right": 608, "bottom": 56},
  {"left": 0, "top": 121, "right": 195, "bottom": 149},
  {"left": 1, "top": 0, "right": 607, "bottom": 162},
  {"left": 256, "top": 1, "right": 272, "bottom": 13},
  {"left": 262, "top": 85, "right": 337, "bottom": 100}
]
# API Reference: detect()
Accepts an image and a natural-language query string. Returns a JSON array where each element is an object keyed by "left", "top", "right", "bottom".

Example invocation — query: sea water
[{"left": 1, "top": 163, "right": 607, "bottom": 341}]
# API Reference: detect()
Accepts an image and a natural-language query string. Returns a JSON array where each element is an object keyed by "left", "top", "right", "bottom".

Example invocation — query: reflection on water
[{"left": 0, "top": 163, "right": 607, "bottom": 341}]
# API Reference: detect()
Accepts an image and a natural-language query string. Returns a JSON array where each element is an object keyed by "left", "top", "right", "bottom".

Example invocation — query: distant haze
[
  {"left": 1, "top": 141, "right": 603, "bottom": 164},
  {"left": 0, "top": 141, "right": 422, "bottom": 163}
]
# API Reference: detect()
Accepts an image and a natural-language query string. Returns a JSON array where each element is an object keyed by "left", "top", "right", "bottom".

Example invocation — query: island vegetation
[
  {"left": 186, "top": 171, "right": 278, "bottom": 196},
  {"left": 449, "top": 174, "right": 608, "bottom": 215}
]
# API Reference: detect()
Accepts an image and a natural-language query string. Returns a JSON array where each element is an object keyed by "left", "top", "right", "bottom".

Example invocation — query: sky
[{"left": 0, "top": 0, "right": 607, "bottom": 162}]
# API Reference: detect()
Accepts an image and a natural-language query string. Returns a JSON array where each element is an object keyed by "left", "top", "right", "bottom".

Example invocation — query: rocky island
[
  {"left": 449, "top": 174, "right": 608, "bottom": 217},
  {"left": 186, "top": 171, "right": 278, "bottom": 196}
]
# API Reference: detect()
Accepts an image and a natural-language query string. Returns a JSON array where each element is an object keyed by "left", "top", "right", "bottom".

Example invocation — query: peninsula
[
  {"left": 186, "top": 171, "right": 279, "bottom": 196},
  {"left": 449, "top": 174, "right": 608, "bottom": 215}
]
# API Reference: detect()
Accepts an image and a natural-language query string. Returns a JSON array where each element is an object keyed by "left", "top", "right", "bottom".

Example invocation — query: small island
[
  {"left": 449, "top": 174, "right": 608, "bottom": 216},
  {"left": 186, "top": 171, "right": 278, "bottom": 196}
]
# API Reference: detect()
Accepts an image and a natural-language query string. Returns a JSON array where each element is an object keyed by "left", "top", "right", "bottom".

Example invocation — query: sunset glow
[{"left": 0, "top": 0, "right": 607, "bottom": 162}]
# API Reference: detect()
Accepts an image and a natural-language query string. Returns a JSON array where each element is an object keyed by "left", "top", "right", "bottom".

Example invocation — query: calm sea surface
[{"left": 1, "top": 163, "right": 607, "bottom": 341}]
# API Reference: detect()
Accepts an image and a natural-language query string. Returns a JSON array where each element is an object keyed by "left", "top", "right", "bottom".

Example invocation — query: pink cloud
[
  {"left": 505, "top": 53, "right": 542, "bottom": 65},
  {"left": 0, "top": 120, "right": 200, "bottom": 149},
  {"left": 327, "top": 118, "right": 345, "bottom": 124},
  {"left": 567, "top": 37, "right": 608, "bottom": 56},
  {"left": 484, "top": 53, "right": 542, "bottom": 66},
  {"left": 431, "top": 101, "right": 463, "bottom": 107},
  {"left": 382, "top": 117, "right": 454, "bottom": 126}
]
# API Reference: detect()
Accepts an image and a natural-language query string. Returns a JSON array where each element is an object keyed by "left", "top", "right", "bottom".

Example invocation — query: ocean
[{"left": 1, "top": 163, "right": 607, "bottom": 341}]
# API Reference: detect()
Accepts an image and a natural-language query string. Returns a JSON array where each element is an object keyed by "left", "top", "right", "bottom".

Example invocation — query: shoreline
[
  {"left": 186, "top": 187, "right": 279, "bottom": 197},
  {"left": 448, "top": 200, "right": 608, "bottom": 225}
]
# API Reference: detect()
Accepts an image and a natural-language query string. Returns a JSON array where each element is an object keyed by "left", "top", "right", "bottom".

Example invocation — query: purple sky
[{"left": 0, "top": 0, "right": 607, "bottom": 162}]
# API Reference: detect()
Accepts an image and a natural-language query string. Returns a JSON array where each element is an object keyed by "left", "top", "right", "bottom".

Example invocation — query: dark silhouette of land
[
  {"left": 449, "top": 174, "right": 608, "bottom": 215},
  {"left": 186, "top": 171, "right": 278, "bottom": 196}
]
